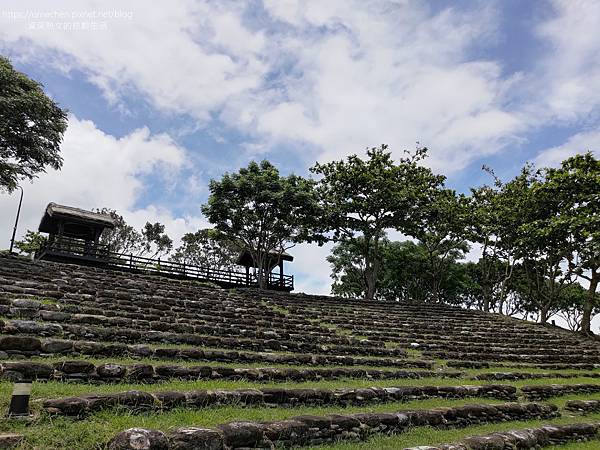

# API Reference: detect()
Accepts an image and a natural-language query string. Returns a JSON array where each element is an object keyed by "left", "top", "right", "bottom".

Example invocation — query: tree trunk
[
  {"left": 364, "top": 236, "right": 380, "bottom": 301},
  {"left": 581, "top": 271, "right": 599, "bottom": 336},
  {"left": 539, "top": 304, "right": 550, "bottom": 324},
  {"left": 482, "top": 284, "right": 491, "bottom": 312}
]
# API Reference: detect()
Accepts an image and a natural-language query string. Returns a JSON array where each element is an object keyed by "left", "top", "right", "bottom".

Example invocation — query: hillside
[{"left": 0, "top": 255, "right": 599, "bottom": 449}]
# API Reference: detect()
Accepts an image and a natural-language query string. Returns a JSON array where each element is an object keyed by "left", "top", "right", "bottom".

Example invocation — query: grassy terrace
[{"left": 1, "top": 386, "right": 599, "bottom": 449}]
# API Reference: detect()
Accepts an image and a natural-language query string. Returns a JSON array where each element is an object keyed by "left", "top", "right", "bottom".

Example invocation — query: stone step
[
  {"left": 0, "top": 335, "right": 434, "bottom": 369},
  {"left": 0, "top": 319, "right": 407, "bottom": 358},
  {"left": 565, "top": 399, "right": 600, "bottom": 413},
  {"left": 521, "top": 383, "right": 600, "bottom": 400},
  {"left": 43, "top": 384, "right": 518, "bottom": 417},
  {"left": 404, "top": 422, "right": 600, "bottom": 450},
  {"left": 107, "top": 401, "right": 559, "bottom": 449},
  {"left": 0, "top": 360, "right": 458, "bottom": 383}
]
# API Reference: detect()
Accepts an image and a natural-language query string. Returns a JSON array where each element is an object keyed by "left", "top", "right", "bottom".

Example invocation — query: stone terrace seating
[{"left": 2, "top": 255, "right": 600, "bottom": 450}]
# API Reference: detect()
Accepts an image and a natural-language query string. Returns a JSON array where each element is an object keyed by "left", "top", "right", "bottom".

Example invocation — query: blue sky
[{"left": 1, "top": 0, "right": 599, "bottom": 295}]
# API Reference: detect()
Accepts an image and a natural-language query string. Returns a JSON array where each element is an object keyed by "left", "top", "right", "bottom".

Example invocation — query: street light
[{"left": 9, "top": 186, "right": 23, "bottom": 254}]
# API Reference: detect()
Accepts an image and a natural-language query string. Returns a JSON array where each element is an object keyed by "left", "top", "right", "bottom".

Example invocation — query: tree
[
  {"left": 170, "top": 229, "right": 238, "bottom": 270},
  {"left": 511, "top": 259, "right": 572, "bottom": 324},
  {"left": 556, "top": 283, "right": 600, "bottom": 332},
  {"left": 530, "top": 153, "right": 600, "bottom": 334},
  {"left": 0, "top": 56, "right": 68, "bottom": 192},
  {"left": 311, "top": 145, "right": 444, "bottom": 300},
  {"left": 14, "top": 230, "right": 47, "bottom": 257},
  {"left": 328, "top": 238, "right": 475, "bottom": 304},
  {"left": 202, "top": 160, "right": 319, "bottom": 289},
  {"left": 412, "top": 189, "right": 470, "bottom": 302},
  {"left": 96, "top": 209, "right": 173, "bottom": 259},
  {"left": 468, "top": 166, "right": 538, "bottom": 313},
  {"left": 328, "top": 236, "right": 377, "bottom": 299}
]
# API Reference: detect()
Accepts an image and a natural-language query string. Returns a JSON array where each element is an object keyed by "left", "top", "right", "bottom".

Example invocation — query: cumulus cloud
[
  {"left": 535, "top": 129, "right": 600, "bottom": 167},
  {"left": 0, "top": 0, "right": 267, "bottom": 120},
  {"left": 535, "top": 0, "right": 600, "bottom": 123},
  {"left": 0, "top": 116, "right": 203, "bottom": 249},
  {"left": 1, "top": 0, "right": 527, "bottom": 172}
]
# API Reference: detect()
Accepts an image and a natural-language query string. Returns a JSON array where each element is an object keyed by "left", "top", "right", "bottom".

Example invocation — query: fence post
[{"left": 129, "top": 254, "right": 133, "bottom": 268}]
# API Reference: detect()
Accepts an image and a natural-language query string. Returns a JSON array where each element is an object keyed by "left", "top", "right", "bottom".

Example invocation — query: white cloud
[
  {"left": 0, "top": 0, "right": 267, "bottom": 120},
  {"left": 534, "top": 0, "right": 600, "bottom": 122},
  {"left": 535, "top": 129, "right": 600, "bottom": 167},
  {"left": 290, "top": 241, "right": 333, "bottom": 295},
  {"left": 0, "top": 0, "right": 525, "bottom": 172},
  {"left": 0, "top": 116, "right": 203, "bottom": 250}
]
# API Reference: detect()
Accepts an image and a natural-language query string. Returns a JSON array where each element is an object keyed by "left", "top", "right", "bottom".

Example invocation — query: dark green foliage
[
  {"left": 96, "top": 209, "right": 172, "bottom": 259},
  {"left": 329, "top": 238, "right": 475, "bottom": 304},
  {"left": 526, "top": 152, "right": 600, "bottom": 334},
  {"left": 202, "top": 160, "right": 319, "bottom": 289},
  {"left": 312, "top": 145, "right": 445, "bottom": 299},
  {"left": 14, "top": 230, "right": 47, "bottom": 256},
  {"left": 170, "top": 229, "right": 238, "bottom": 270},
  {"left": 0, "top": 56, "right": 68, "bottom": 192}
]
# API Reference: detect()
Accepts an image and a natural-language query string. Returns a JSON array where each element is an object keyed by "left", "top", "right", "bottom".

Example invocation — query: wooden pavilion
[{"left": 36, "top": 203, "right": 115, "bottom": 263}]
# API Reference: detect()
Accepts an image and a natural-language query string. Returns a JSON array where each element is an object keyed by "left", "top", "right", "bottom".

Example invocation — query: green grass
[
  {"left": 20, "top": 354, "right": 442, "bottom": 372},
  {"left": 260, "top": 300, "right": 291, "bottom": 316},
  {"left": 2, "top": 397, "right": 510, "bottom": 450},
  {"left": 4, "top": 392, "right": 600, "bottom": 450}
]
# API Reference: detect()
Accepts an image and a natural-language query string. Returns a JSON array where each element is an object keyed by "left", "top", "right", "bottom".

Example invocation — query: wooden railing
[{"left": 37, "top": 237, "right": 293, "bottom": 290}]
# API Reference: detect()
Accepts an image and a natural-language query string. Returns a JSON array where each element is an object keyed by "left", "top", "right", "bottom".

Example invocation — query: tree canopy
[
  {"left": 170, "top": 229, "right": 238, "bottom": 270},
  {"left": 202, "top": 160, "right": 319, "bottom": 289},
  {"left": 311, "top": 145, "right": 445, "bottom": 299},
  {"left": 96, "top": 209, "right": 172, "bottom": 259},
  {"left": 0, "top": 56, "right": 68, "bottom": 192}
]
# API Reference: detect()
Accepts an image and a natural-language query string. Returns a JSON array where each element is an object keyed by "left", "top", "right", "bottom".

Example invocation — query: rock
[
  {"left": 41, "top": 339, "right": 73, "bottom": 354},
  {"left": 168, "top": 427, "right": 224, "bottom": 450},
  {"left": 0, "top": 433, "right": 23, "bottom": 448},
  {"left": 8, "top": 320, "right": 62, "bottom": 336},
  {"left": 97, "top": 363, "right": 126, "bottom": 379},
  {"left": 109, "top": 428, "right": 168, "bottom": 450},
  {"left": 44, "top": 397, "right": 89, "bottom": 416},
  {"left": 126, "top": 364, "right": 155, "bottom": 381},
  {"left": 39, "top": 311, "right": 71, "bottom": 322},
  {"left": 1, "top": 362, "right": 53, "bottom": 379},
  {"left": 216, "top": 422, "right": 265, "bottom": 448},
  {"left": 116, "top": 391, "right": 156, "bottom": 410},
  {"left": 154, "top": 391, "right": 186, "bottom": 409},
  {"left": 54, "top": 360, "right": 95, "bottom": 374},
  {"left": 11, "top": 299, "right": 41, "bottom": 309},
  {"left": 130, "top": 344, "right": 153, "bottom": 357},
  {"left": 0, "top": 336, "right": 41, "bottom": 351}
]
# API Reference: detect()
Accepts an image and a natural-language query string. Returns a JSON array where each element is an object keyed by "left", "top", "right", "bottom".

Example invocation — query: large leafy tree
[
  {"left": 0, "top": 56, "right": 68, "bottom": 192},
  {"left": 413, "top": 188, "right": 470, "bottom": 302},
  {"left": 202, "top": 160, "right": 319, "bottom": 289},
  {"left": 529, "top": 153, "right": 600, "bottom": 335},
  {"left": 311, "top": 145, "right": 444, "bottom": 300},
  {"left": 170, "top": 229, "right": 237, "bottom": 270},
  {"left": 96, "top": 209, "right": 172, "bottom": 259},
  {"left": 468, "top": 166, "right": 538, "bottom": 312}
]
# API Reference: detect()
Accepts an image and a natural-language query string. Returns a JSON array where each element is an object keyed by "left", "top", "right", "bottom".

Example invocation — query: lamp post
[{"left": 9, "top": 186, "right": 23, "bottom": 254}]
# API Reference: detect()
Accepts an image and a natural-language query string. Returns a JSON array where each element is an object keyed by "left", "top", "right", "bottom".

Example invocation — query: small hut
[
  {"left": 36, "top": 203, "right": 115, "bottom": 263},
  {"left": 236, "top": 249, "right": 294, "bottom": 290}
]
